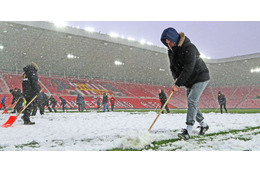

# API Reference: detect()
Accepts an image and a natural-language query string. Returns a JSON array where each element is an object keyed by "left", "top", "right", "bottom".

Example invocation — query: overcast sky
[{"left": 66, "top": 21, "right": 260, "bottom": 59}]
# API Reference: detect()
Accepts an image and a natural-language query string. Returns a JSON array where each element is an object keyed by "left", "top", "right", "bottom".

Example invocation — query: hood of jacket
[
  {"left": 23, "top": 65, "right": 37, "bottom": 73},
  {"left": 161, "top": 28, "right": 186, "bottom": 48}
]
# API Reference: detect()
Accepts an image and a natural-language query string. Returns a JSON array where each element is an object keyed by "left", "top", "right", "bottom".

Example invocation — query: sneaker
[
  {"left": 178, "top": 129, "right": 190, "bottom": 140},
  {"left": 198, "top": 125, "right": 209, "bottom": 135},
  {"left": 24, "top": 121, "right": 35, "bottom": 125}
]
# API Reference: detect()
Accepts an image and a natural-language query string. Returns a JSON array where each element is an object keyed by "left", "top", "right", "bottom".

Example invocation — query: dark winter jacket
[
  {"left": 11, "top": 89, "right": 23, "bottom": 104},
  {"left": 161, "top": 30, "right": 210, "bottom": 88},
  {"left": 102, "top": 94, "right": 108, "bottom": 105},
  {"left": 59, "top": 97, "right": 66, "bottom": 105},
  {"left": 38, "top": 92, "right": 49, "bottom": 106},
  {"left": 159, "top": 90, "right": 167, "bottom": 102},
  {"left": 76, "top": 94, "right": 84, "bottom": 104},
  {"left": 49, "top": 95, "right": 57, "bottom": 105},
  {"left": 218, "top": 91, "right": 226, "bottom": 105},
  {"left": 22, "top": 65, "right": 41, "bottom": 98}
]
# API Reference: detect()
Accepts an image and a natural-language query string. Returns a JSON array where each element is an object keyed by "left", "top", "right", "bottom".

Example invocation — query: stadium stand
[
  {"left": 0, "top": 21, "right": 259, "bottom": 110},
  {"left": 1, "top": 71, "right": 259, "bottom": 109}
]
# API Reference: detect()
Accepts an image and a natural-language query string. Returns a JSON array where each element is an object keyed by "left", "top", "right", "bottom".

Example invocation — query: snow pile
[{"left": 119, "top": 130, "right": 157, "bottom": 150}]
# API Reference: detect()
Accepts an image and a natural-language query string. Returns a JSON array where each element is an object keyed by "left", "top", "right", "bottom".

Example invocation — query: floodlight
[
  {"left": 251, "top": 67, "right": 260, "bottom": 73},
  {"left": 53, "top": 21, "right": 67, "bottom": 28},
  {"left": 140, "top": 39, "right": 146, "bottom": 44},
  {"left": 200, "top": 53, "right": 211, "bottom": 59},
  {"left": 146, "top": 42, "right": 153, "bottom": 45},
  {"left": 127, "top": 37, "right": 135, "bottom": 41},
  {"left": 114, "top": 60, "right": 124, "bottom": 66},
  {"left": 0, "top": 45, "right": 3, "bottom": 50},
  {"left": 85, "top": 27, "right": 95, "bottom": 32},
  {"left": 159, "top": 68, "right": 165, "bottom": 71},
  {"left": 109, "top": 32, "right": 119, "bottom": 38}
]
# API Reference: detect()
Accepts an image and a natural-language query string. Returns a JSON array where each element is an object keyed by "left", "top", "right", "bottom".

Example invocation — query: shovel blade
[{"left": 1, "top": 116, "right": 17, "bottom": 128}]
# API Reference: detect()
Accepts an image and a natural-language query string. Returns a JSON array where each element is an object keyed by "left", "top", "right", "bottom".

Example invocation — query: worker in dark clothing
[
  {"left": 76, "top": 93, "right": 84, "bottom": 112},
  {"left": 31, "top": 99, "right": 38, "bottom": 116},
  {"left": 37, "top": 92, "right": 48, "bottom": 115},
  {"left": 22, "top": 62, "right": 41, "bottom": 125},
  {"left": 49, "top": 95, "right": 57, "bottom": 112},
  {"left": 158, "top": 89, "right": 170, "bottom": 114},
  {"left": 102, "top": 93, "right": 109, "bottom": 112},
  {"left": 59, "top": 96, "right": 68, "bottom": 112},
  {"left": 10, "top": 88, "right": 23, "bottom": 113},
  {"left": 218, "top": 91, "right": 228, "bottom": 114}
]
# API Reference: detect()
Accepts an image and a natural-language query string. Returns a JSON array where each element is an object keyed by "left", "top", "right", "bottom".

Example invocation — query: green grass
[
  {"left": 108, "top": 126, "right": 260, "bottom": 151},
  {"left": 113, "top": 109, "right": 260, "bottom": 114},
  {"left": 44, "top": 108, "right": 260, "bottom": 114},
  {"left": 15, "top": 141, "right": 40, "bottom": 149}
]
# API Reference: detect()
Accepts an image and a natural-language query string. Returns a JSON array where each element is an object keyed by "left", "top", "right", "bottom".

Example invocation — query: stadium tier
[
  {"left": 0, "top": 71, "right": 259, "bottom": 109},
  {"left": 0, "top": 21, "right": 259, "bottom": 110}
]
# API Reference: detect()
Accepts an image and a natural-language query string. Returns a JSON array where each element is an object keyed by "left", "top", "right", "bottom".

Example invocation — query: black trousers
[
  {"left": 220, "top": 103, "right": 228, "bottom": 113},
  {"left": 23, "top": 96, "right": 33, "bottom": 122},
  {"left": 161, "top": 100, "right": 170, "bottom": 114},
  {"left": 51, "top": 103, "right": 57, "bottom": 112},
  {"left": 111, "top": 104, "right": 115, "bottom": 111},
  {"left": 38, "top": 102, "right": 45, "bottom": 115},
  {"left": 78, "top": 104, "right": 83, "bottom": 111},
  {"left": 62, "top": 104, "right": 67, "bottom": 112},
  {"left": 31, "top": 100, "right": 38, "bottom": 116}
]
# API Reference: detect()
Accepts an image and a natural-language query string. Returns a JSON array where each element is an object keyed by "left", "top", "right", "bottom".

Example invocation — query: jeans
[
  {"left": 103, "top": 103, "right": 109, "bottom": 112},
  {"left": 186, "top": 80, "right": 209, "bottom": 126}
]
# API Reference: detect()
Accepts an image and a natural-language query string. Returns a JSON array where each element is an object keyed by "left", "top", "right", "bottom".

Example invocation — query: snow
[{"left": 0, "top": 111, "right": 260, "bottom": 151}]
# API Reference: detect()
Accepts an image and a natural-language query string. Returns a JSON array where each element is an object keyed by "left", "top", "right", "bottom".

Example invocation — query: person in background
[
  {"left": 110, "top": 95, "right": 116, "bottom": 111},
  {"left": 59, "top": 96, "right": 68, "bottom": 112},
  {"left": 38, "top": 92, "right": 49, "bottom": 115},
  {"left": 102, "top": 93, "right": 109, "bottom": 112},
  {"left": 218, "top": 91, "right": 228, "bottom": 114},
  {"left": 49, "top": 95, "right": 57, "bottom": 112},
  {"left": 76, "top": 93, "right": 84, "bottom": 112},
  {"left": 158, "top": 89, "right": 170, "bottom": 114},
  {"left": 1, "top": 95, "right": 6, "bottom": 109},
  {"left": 10, "top": 88, "right": 23, "bottom": 113},
  {"left": 22, "top": 62, "right": 41, "bottom": 125},
  {"left": 82, "top": 97, "right": 87, "bottom": 111}
]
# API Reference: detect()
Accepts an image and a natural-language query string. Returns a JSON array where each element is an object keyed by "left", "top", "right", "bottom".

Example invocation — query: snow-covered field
[{"left": 0, "top": 111, "right": 260, "bottom": 151}]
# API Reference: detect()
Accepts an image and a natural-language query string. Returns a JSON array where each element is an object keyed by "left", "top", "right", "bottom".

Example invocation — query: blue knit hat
[{"left": 161, "top": 27, "right": 180, "bottom": 47}]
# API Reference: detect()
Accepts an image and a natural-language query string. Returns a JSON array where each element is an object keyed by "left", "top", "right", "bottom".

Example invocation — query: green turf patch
[
  {"left": 112, "top": 109, "right": 260, "bottom": 114},
  {"left": 108, "top": 126, "right": 260, "bottom": 151},
  {"left": 15, "top": 141, "right": 40, "bottom": 149}
]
